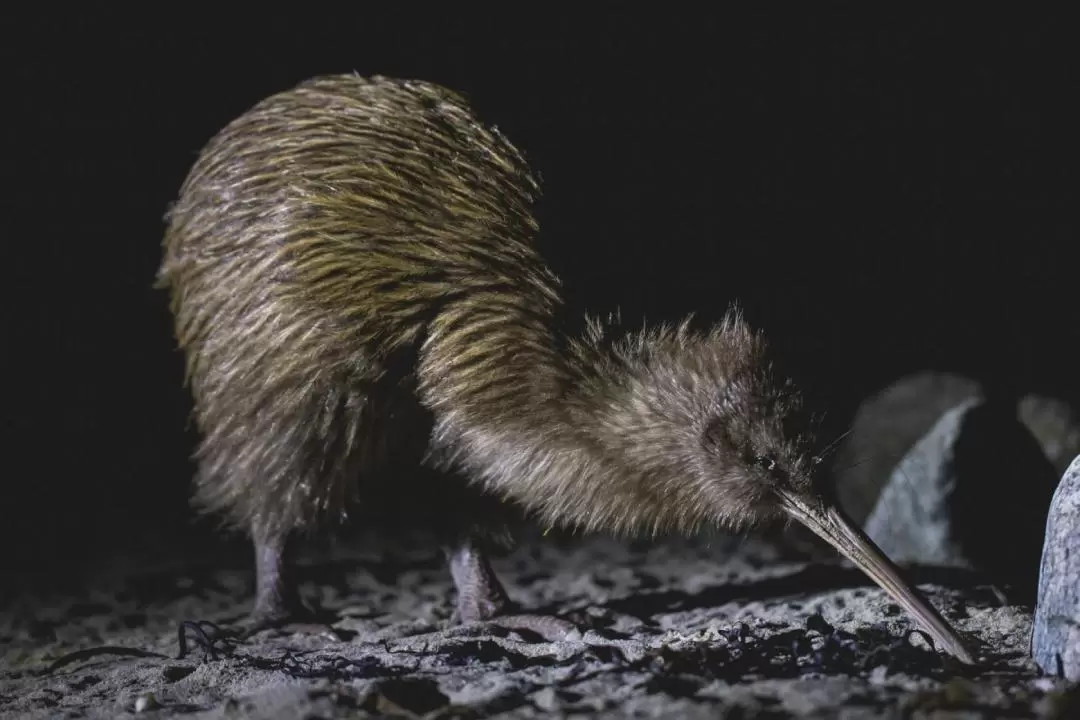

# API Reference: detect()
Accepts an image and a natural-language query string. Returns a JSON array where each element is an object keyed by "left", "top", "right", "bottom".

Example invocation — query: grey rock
[
  {"left": 863, "top": 397, "right": 1059, "bottom": 600},
  {"left": 1031, "top": 454, "right": 1080, "bottom": 681},
  {"left": 863, "top": 398, "right": 981, "bottom": 568},
  {"left": 832, "top": 372, "right": 984, "bottom": 525},
  {"left": 1019, "top": 395, "right": 1080, "bottom": 478},
  {"left": 828, "top": 373, "right": 1078, "bottom": 526}
]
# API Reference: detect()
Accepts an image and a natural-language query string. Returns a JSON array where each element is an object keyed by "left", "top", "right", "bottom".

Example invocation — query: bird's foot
[
  {"left": 457, "top": 611, "right": 583, "bottom": 642},
  {"left": 451, "top": 594, "right": 581, "bottom": 642},
  {"left": 445, "top": 537, "right": 584, "bottom": 642}
]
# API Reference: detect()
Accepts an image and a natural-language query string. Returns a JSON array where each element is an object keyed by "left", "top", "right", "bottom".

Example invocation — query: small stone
[
  {"left": 863, "top": 397, "right": 1058, "bottom": 600},
  {"left": 134, "top": 692, "right": 158, "bottom": 712},
  {"left": 533, "top": 687, "right": 559, "bottom": 712},
  {"left": 1031, "top": 455, "right": 1080, "bottom": 681}
]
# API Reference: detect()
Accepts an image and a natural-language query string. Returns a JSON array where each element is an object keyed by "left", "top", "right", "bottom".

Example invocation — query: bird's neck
[
  {"left": 417, "top": 307, "right": 715, "bottom": 538},
  {"left": 417, "top": 293, "right": 571, "bottom": 464}
]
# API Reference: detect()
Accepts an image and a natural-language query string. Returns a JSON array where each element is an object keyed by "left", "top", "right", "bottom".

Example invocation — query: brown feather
[{"left": 158, "top": 73, "right": 820, "bottom": 547}]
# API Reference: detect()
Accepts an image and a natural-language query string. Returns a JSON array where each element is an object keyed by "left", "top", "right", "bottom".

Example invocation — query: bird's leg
[
  {"left": 229, "top": 527, "right": 340, "bottom": 641},
  {"left": 444, "top": 537, "right": 581, "bottom": 642},
  {"left": 446, "top": 536, "right": 512, "bottom": 621},
  {"left": 250, "top": 531, "right": 301, "bottom": 624}
]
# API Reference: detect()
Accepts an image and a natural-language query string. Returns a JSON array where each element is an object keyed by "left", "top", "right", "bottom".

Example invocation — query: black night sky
[{"left": 5, "top": 8, "right": 1077, "bottom": 585}]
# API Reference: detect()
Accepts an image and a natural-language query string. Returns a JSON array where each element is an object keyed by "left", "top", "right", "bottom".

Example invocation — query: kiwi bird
[{"left": 157, "top": 73, "right": 974, "bottom": 663}]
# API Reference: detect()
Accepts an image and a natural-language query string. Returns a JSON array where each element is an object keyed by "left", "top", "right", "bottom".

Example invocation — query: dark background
[{"left": 5, "top": 8, "right": 1076, "bottom": 584}]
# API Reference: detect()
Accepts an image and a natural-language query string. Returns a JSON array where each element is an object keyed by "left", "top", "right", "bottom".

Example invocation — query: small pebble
[
  {"left": 533, "top": 687, "right": 559, "bottom": 712},
  {"left": 134, "top": 692, "right": 158, "bottom": 712}
]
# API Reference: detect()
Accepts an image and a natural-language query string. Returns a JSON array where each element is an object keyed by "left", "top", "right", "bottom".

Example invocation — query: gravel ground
[{"left": 2, "top": 531, "right": 1075, "bottom": 719}]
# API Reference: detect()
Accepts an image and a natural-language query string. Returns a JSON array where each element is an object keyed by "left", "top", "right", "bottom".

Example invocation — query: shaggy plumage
[
  {"left": 157, "top": 74, "right": 975, "bottom": 665},
  {"left": 158, "top": 73, "right": 819, "bottom": 546}
]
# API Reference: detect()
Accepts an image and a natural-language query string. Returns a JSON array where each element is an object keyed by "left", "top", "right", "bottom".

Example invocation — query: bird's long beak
[{"left": 777, "top": 489, "right": 975, "bottom": 664}]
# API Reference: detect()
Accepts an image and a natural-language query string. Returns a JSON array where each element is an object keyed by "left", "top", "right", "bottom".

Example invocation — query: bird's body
[
  {"left": 160, "top": 74, "right": 554, "bottom": 542},
  {"left": 159, "top": 73, "right": 974, "bottom": 663}
]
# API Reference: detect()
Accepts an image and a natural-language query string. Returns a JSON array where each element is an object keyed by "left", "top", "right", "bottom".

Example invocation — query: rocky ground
[
  {"left": 2, "top": 528, "right": 1076, "bottom": 719},
  {"left": 4, "top": 378, "right": 1077, "bottom": 718}
]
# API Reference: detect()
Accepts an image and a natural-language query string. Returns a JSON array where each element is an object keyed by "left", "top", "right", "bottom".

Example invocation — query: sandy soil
[{"left": 1, "top": 531, "right": 1075, "bottom": 719}]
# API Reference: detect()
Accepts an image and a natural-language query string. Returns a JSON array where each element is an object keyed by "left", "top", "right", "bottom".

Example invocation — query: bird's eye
[{"left": 753, "top": 454, "right": 777, "bottom": 472}]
